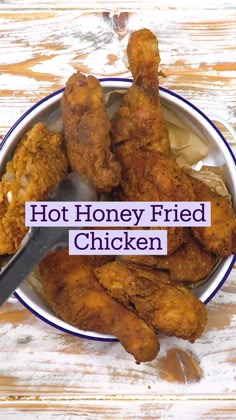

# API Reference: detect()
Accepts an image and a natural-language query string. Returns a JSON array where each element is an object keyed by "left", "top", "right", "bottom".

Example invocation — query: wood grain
[
  {"left": 0, "top": 271, "right": 235, "bottom": 401},
  {"left": 0, "top": 401, "right": 236, "bottom": 420},
  {"left": 0, "top": 5, "right": 235, "bottom": 139},
  {"left": 0, "top": 1, "right": 236, "bottom": 418}
]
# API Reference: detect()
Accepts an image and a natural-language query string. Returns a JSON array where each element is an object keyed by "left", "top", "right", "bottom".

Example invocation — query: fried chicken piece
[
  {"left": 39, "top": 249, "right": 159, "bottom": 363},
  {"left": 116, "top": 261, "right": 175, "bottom": 285},
  {"left": 111, "top": 29, "right": 170, "bottom": 155},
  {"left": 116, "top": 144, "right": 195, "bottom": 202},
  {"left": 121, "top": 229, "right": 217, "bottom": 282},
  {"left": 111, "top": 29, "right": 196, "bottom": 254},
  {"left": 152, "top": 226, "right": 184, "bottom": 255},
  {"left": 115, "top": 144, "right": 195, "bottom": 253},
  {"left": 95, "top": 261, "right": 207, "bottom": 342},
  {"left": 188, "top": 176, "right": 236, "bottom": 257},
  {"left": 61, "top": 72, "right": 121, "bottom": 192},
  {"left": 0, "top": 123, "right": 68, "bottom": 255}
]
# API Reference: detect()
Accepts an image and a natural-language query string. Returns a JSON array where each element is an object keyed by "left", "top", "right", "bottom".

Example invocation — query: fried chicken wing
[
  {"left": 188, "top": 176, "right": 236, "bottom": 257},
  {"left": 95, "top": 261, "right": 207, "bottom": 342},
  {"left": 0, "top": 123, "right": 68, "bottom": 255},
  {"left": 121, "top": 229, "right": 217, "bottom": 282},
  {"left": 111, "top": 29, "right": 170, "bottom": 155},
  {"left": 61, "top": 72, "right": 121, "bottom": 192},
  {"left": 39, "top": 249, "right": 159, "bottom": 363}
]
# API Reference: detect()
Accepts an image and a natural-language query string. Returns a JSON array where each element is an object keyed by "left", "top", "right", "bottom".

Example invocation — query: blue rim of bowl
[{"left": 1, "top": 77, "right": 236, "bottom": 341}]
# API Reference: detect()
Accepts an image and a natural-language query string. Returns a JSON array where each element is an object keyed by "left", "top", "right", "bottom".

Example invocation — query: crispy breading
[
  {"left": 116, "top": 146, "right": 195, "bottom": 202},
  {"left": 121, "top": 229, "right": 217, "bottom": 282},
  {"left": 110, "top": 30, "right": 197, "bottom": 254},
  {"left": 0, "top": 123, "right": 68, "bottom": 255},
  {"left": 39, "top": 249, "right": 160, "bottom": 363},
  {"left": 111, "top": 29, "right": 170, "bottom": 155},
  {"left": 115, "top": 261, "right": 175, "bottom": 285},
  {"left": 188, "top": 176, "right": 236, "bottom": 257},
  {"left": 151, "top": 226, "right": 184, "bottom": 255},
  {"left": 114, "top": 145, "right": 195, "bottom": 253},
  {"left": 95, "top": 261, "right": 207, "bottom": 342},
  {"left": 153, "top": 229, "right": 218, "bottom": 281},
  {"left": 61, "top": 72, "right": 121, "bottom": 192}
]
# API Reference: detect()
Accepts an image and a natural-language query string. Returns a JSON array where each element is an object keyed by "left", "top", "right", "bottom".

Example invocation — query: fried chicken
[
  {"left": 110, "top": 29, "right": 195, "bottom": 253},
  {"left": 116, "top": 145, "right": 195, "bottom": 202},
  {"left": 0, "top": 123, "right": 68, "bottom": 255},
  {"left": 95, "top": 261, "right": 207, "bottom": 342},
  {"left": 188, "top": 176, "right": 236, "bottom": 257},
  {"left": 61, "top": 72, "right": 121, "bottom": 192},
  {"left": 111, "top": 29, "right": 170, "bottom": 155},
  {"left": 39, "top": 249, "right": 159, "bottom": 363},
  {"left": 121, "top": 229, "right": 217, "bottom": 282},
  {"left": 115, "top": 144, "right": 195, "bottom": 253},
  {"left": 115, "top": 261, "right": 175, "bottom": 285}
]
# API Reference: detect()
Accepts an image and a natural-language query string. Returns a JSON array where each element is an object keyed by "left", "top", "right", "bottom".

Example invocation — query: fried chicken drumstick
[
  {"left": 111, "top": 29, "right": 196, "bottom": 254},
  {"left": 95, "top": 261, "right": 207, "bottom": 343},
  {"left": 61, "top": 72, "right": 121, "bottom": 192},
  {"left": 116, "top": 144, "right": 195, "bottom": 203},
  {"left": 111, "top": 28, "right": 170, "bottom": 155},
  {"left": 39, "top": 249, "right": 159, "bottom": 363},
  {"left": 115, "top": 142, "right": 195, "bottom": 253},
  {"left": 0, "top": 123, "right": 68, "bottom": 255}
]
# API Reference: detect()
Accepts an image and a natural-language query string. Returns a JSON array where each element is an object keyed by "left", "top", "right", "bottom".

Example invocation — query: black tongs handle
[{"left": 0, "top": 226, "right": 68, "bottom": 306}]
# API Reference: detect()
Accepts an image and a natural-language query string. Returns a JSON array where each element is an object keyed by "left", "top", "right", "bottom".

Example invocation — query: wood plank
[
  {"left": 0, "top": 400, "right": 236, "bottom": 419},
  {"left": 0, "top": 2, "right": 236, "bottom": 415},
  {"left": 0, "top": 9, "right": 235, "bottom": 138},
  {"left": 0, "top": 270, "right": 235, "bottom": 398},
  {"left": 0, "top": 1, "right": 235, "bottom": 11}
]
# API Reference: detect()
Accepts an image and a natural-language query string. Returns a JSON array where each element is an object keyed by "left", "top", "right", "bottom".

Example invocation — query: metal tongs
[{"left": 0, "top": 173, "right": 97, "bottom": 306}]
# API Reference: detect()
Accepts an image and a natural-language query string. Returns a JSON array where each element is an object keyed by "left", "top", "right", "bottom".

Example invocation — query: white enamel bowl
[{"left": 1, "top": 78, "right": 235, "bottom": 341}]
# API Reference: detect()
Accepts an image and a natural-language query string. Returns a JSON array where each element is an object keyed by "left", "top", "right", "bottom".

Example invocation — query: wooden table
[{"left": 0, "top": 2, "right": 235, "bottom": 418}]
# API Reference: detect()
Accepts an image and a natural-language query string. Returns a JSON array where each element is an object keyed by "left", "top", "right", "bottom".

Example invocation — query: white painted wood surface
[{"left": 0, "top": 1, "right": 236, "bottom": 418}]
